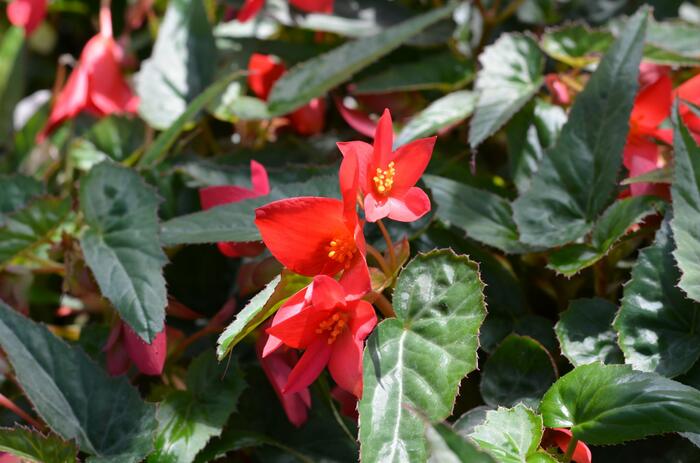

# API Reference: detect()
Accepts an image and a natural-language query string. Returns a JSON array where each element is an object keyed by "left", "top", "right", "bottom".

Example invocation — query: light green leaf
[
  {"left": 80, "top": 162, "right": 167, "bottom": 343},
  {"left": 423, "top": 174, "right": 533, "bottom": 254},
  {"left": 359, "top": 250, "right": 487, "bottom": 463},
  {"left": 267, "top": 3, "right": 457, "bottom": 115},
  {"left": 548, "top": 195, "right": 663, "bottom": 276},
  {"left": 480, "top": 335, "right": 557, "bottom": 409},
  {"left": 469, "top": 34, "right": 544, "bottom": 148},
  {"left": 555, "top": 298, "right": 623, "bottom": 367},
  {"left": 137, "top": 0, "right": 217, "bottom": 130},
  {"left": 0, "top": 299, "right": 157, "bottom": 462},
  {"left": 671, "top": 108, "right": 700, "bottom": 303},
  {"left": 614, "top": 216, "right": 700, "bottom": 377},
  {"left": 540, "top": 24, "right": 613, "bottom": 67},
  {"left": 148, "top": 354, "right": 246, "bottom": 463},
  {"left": 395, "top": 91, "right": 476, "bottom": 148},
  {"left": 541, "top": 363, "right": 700, "bottom": 444},
  {"left": 0, "top": 27, "right": 25, "bottom": 145},
  {"left": 513, "top": 8, "right": 647, "bottom": 248},
  {"left": 426, "top": 422, "right": 496, "bottom": 463},
  {"left": 0, "top": 426, "right": 77, "bottom": 463}
]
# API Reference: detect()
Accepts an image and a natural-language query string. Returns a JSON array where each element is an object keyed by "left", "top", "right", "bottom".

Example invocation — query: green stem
[
  {"left": 376, "top": 220, "right": 396, "bottom": 269},
  {"left": 563, "top": 436, "right": 579, "bottom": 463}
]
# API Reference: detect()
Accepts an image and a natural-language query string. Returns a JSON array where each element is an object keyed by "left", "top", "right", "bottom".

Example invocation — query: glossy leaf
[
  {"left": 513, "top": 9, "right": 647, "bottom": 247},
  {"left": 266, "top": 3, "right": 456, "bottom": 115},
  {"left": 359, "top": 250, "right": 487, "bottom": 463},
  {"left": 614, "top": 217, "right": 700, "bottom": 377},
  {"left": 556, "top": 298, "right": 623, "bottom": 367},
  {"left": 0, "top": 299, "right": 157, "bottom": 462},
  {"left": 0, "top": 426, "right": 77, "bottom": 463},
  {"left": 541, "top": 363, "right": 700, "bottom": 444},
  {"left": 425, "top": 422, "right": 496, "bottom": 463},
  {"left": 540, "top": 24, "right": 613, "bottom": 67},
  {"left": 480, "top": 335, "right": 557, "bottom": 408},
  {"left": 80, "top": 162, "right": 168, "bottom": 343},
  {"left": 671, "top": 108, "right": 700, "bottom": 303},
  {"left": 137, "top": 0, "right": 217, "bottom": 130},
  {"left": 395, "top": 91, "right": 476, "bottom": 148},
  {"left": 469, "top": 34, "right": 544, "bottom": 148}
]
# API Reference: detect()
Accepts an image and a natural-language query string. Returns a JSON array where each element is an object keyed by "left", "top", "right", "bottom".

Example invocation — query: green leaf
[
  {"left": 147, "top": 354, "right": 246, "bottom": 463},
  {"left": 621, "top": 165, "right": 672, "bottom": 185},
  {"left": 395, "top": 91, "right": 476, "bottom": 148},
  {"left": 0, "top": 175, "right": 44, "bottom": 217},
  {"left": 468, "top": 34, "right": 544, "bottom": 148},
  {"left": 646, "top": 19, "right": 700, "bottom": 59},
  {"left": 470, "top": 405, "right": 555, "bottom": 463},
  {"left": 0, "top": 197, "right": 70, "bottom": 267},
  {"left": 359, "top": 250, "right": 487, "bottom": 463},
  {"left": 423, "top": 175, "right": 533, "bottom": 254},
  {"left": 0, "top": 299, "right": 157, "bottom": 462},
  {"left": 555, "top": 298, "right": 623, "bottom": 367},
  {"left": 480, "top": 335, "right": 557, "bottom": 409},
  {"left": 353, "top": 52, "right": 474, "bottom": 95},
  {"left": 136, "top": 0, "right": 217, "bottom": 130},
  {"left": 425, "top": 422, "right": 497, "bottom": 463},
  {"left": 513, "top": 8, "right": 647, "bottom": 248},
  {"left": 540, "top": 24, "right": 613, "bottom": 67},
  {"left": 614, "top": 216, "right": 700, "bottom": 377},
  {"left": 266, "top": 3, "right": 457, "bottom": 115},
  {"left": 79, "top": 162, "right": 168, "bottom": 343},
  {"left": 0, "top": 426, "right": 78, "bottom": 463},
  {"left": 671, "top": 108, "right": 700, "bottom": 303},
  {"left": 217, "top": 271, "right": 310, "bottom": 359},
  {"left": 548, "top": 195, "right": 663, "bottom": 276},
  {"left": 540, "top": 363, "right": 700, "bottom": 444},
  {"left": 0, "top": 27, "right": 25, "bottom": 146}
]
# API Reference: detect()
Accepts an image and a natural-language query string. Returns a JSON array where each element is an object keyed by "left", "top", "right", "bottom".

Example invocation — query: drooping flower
[
  {"left": 237, "top": 0, "right": 333, "bottom": 22},
  {"left": 255, "top": 151, "right": 370, "bottom": 298},
  {"left": 257, "top": 324, "right": 311, "bottom": 427},
  {"left": 247, "top": 53, "right": 326, "bottom": 136},
  {"left": 7, "top": 0, "right": 46, "bottom": 35},
  {"left": 38, "top": 4, "right": 139, "bottom": 140},
  {"left": 199, "top": 160, "right": 270, "bottom": 258},
  {"left": 262, "top": 275, "right": 377, "bottom": 397},
  {"left": 544, "top": 73, "right": 571, "bottom": 105},
  {"left": 332, "top": 385, "right": 358, "bottom": 420},
  {"left": 104, "top": 321, "right": 167, "bottom": 376},
  {"left": 337, "top": 108, "right": 435, "bottom": 222},
  {"left": 541, "top": 428, "right": 592, "bottom": 463}
]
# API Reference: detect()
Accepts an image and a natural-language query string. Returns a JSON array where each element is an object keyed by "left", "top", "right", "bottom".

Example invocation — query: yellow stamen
[{"left": 373, "top": 161, "right": 396, "bottom": 196}]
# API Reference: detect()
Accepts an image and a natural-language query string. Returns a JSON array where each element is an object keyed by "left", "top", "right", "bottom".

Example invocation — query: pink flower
[
  {"left": 7, "top": 0, "right": 46, "bottom": 35},
  {"left": 237, "top": 0, "right": 333, "bottom": 22},
  {"left": 104, "top": 321, "right": 167, "bottom": 376},
  {"left": 38, "top": 4, "right": 138, "bottom": 140},
  {"left": 544, "top": 74, "right": 571, "bottom": 105},
  {"left": 337, "top": 109, "right": 435, "bottom": 222},
  {"left": 199, "top": 160, "right": 270, "bottom": 258}
]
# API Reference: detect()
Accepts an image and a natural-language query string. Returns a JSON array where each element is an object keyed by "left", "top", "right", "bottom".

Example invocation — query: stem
[
  {"left": 376, "top": 220, "right": 396, "bottom": 269},
  {"left": 493, "top": 0, "right": 526, "bottom": 23},
  {"left": 317, "top": 378, "right": 355, "bottom": 443},
  {"left": 0, "top": 393, "right": 44, "bottom": 430},
  {"left": 563, "top": 436, "right": 579, "bottom": 463},
  {"left": 371, "top": 292, "right": 396, "bottom": 318},
  {"left": 99, "top": 0, "right": 113, "bottom": 38},
  {"left": 366, "top": 244, "right": 391, "bottom": 276}
]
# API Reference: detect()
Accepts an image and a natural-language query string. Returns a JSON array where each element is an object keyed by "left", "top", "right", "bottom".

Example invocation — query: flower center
[
  {"left": 327, "top": 237, "right": 356, "bottom": 268},
  {"left": 315, "top": 312, "right": 349, "bottom": 344},
  {"left": 373, "top": 161, "right": 396, "bottom": 196}
]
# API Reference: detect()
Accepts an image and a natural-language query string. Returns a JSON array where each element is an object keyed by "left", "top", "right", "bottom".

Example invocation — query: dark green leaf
[
  {"left": 80, "top": 162, "right": 167, "bottom": 343},
  {"left": 0, "top": 299, "right": 157, "bottom": 462},
  {"left": 513, "top": 8, "right": 647, "bottom": 247},
  {"left": 480, "top": 335, "right": 557, "bottom": 408},
  {"left": 0, "top": 426, "right": 77, "bottom": 463},
  {"left": 0, "top": 27, "right": 25, "bottom": 146},
  {"left": 646, "top": 19, "right": 700, "bottom": 59},
  {"left": 426, "top": 422, "right": 496, "bottom": 463},
  {"left": 540, "top": 24, "right": 613, "bottom": 67},
  {"left": 621, "top": 166, "right": 671, "bottom": 185},
  {"left": 267, "top": 3, "right": 457, "bottom": 115},
  {"left": 614, "top": 216, "right": 700, "bottom": 377},
  {"left": 541, "top": 363, "right": 700, "bottom": 444},
  {"left": 0, "top": 175, "right": 44, "bottom": 217},
  {"left": 137, "top": 0, "right": 217, "bottom": 130},
  {"left": 469, "top": 34, "right": 544, "bottom": 148},
  {"left": 359, "top": 250, "right": 487, "bottom": 463},
  {"left": 555, "top": 298, "right": 623, "bottom": 367},
  {"left": 671, "top": 108, "right": 700, "bottom": 302}
]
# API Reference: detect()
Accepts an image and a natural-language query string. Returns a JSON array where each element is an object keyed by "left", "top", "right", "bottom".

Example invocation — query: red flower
[
  {"left": 256, "top": 325, "right": 311, "bottom": 427},
  {"left": 104, "top": 321, "right": 167, "bottom": 376},
  {"left": 199, "top": 160, "right": 270, "bottom": 258},
  {"left": 332, "top": 385, "right": 358, "bottom": 420},
  {"left": 676, "top": 73, "right": 700, "bottom": 135},
  {"left": 262, "top": 275, "right": 377, "bottom": 397},
  {"left": 7, "top": 0, "right": 46, "bottom": 35},
  {"left": 544, "top": 74, "right": 571, "bottom": 105},
  {"left": 337, "top": 109, "right": 435, "bottom": 222},
  {"left": 237, "top": 0, "right": 333, "bottom": 22},
  {"left": 38, "top": 4, "right": 138, "bottom": 141},
  {"left": 255, "top": 151, "right": 370, "bottom": 298},
  {"left": 541, "top": 428, "right": 592, "bottom": 463}
]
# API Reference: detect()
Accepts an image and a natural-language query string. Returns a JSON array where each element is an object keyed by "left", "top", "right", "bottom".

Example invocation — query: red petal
[
  {"left": 386, "top": 187, "right": 431, "bottom": 222},
  {"left": 237, "top": 0, "right": 265, "bottom": 22},
  {"left": 339, "top": 147, "right": 360, "bottom": 225},
  {"left": 289, "top": 0, "right": 334, "bottom": 13},
  {"left": 630, "top": 74, "right": 672, "bottom": 131},
  {"left": 339, "top": 252, "right": 371, "bottom": 300},
  {"left": 390, "top": 136, "right": 435, "bottom": 191},
  {"left": 677, "top": 73, "right": 700, "bottom": 110},
  {"left": 331, "top": 386, "right": 358, "bottom": 420},
  {"left": 284, "top": 338, "right": 332, "bottom": 394},
  {"left": 638, "top": 62, "right": 670, "bottom": 88},
  {"left": 247, "top": 53, "right": 286, "bottom": 101},
  {"left": 335, "top": 96, "right": 377, "bottom": 138},
  {"left": 263, "top": 289, "right": 309, "bottom": 357},
  {"left": 310, "top": 275, "right": 347, "bottom": 311},
  {"left": 373, "top": 109, "right": 394, "bottom": 167},
  {"left": 217, "top": 241, "right": 265, "bottom": 258},
  {"left": 337, "top": 140, "right": 373, "bottom": 191},
  {"left": 364, "top": 193, "right": 392, "bottom": 223},
  {"left": 255, "top": 197, "right": 349, "bottom": 276},
  {"left": 123, "top": 323, "right": 167, "bottom": 376},
  {"left": 250, "top": 160, "right": 270, "bottom": 195},
  {"left": 199, "top": 185, "right": 256, "bottom": 209},
  {"left": 84, "top": 36, "right": 139, "bottom": 116},
  {"left": 348, "top": 299, "right": 377, "bottom": 341},
  {"left": 39, "top": 62, "right": 90, "bottom": 140},
  {"left": 266, "top": 306, "right": 332, "bottom": 349},
  {"left": 289, "top": 98, "right": 326, "bottom": 136},
  {"left": 7, "top": 0, "right": 46, "bottom": 35},
  {"left": 545, "top": 428, "right": 592, "bottom": 463}
]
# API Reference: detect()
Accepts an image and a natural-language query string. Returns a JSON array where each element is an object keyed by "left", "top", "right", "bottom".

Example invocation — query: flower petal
[
  {"left": 386, "top": 187, "right": 431, "bottom": 222},
  {"left": 390, "top": 136, "right": 435, "bottom": 191},
  {"left": 122, "top": 323, "right": 167, "bottom": 376},
  {"left": 289, "top": 0, "right": 334, "bottom": 14},
  {"left": 250, "top": 160, "right": 271, "bottom": 195},
  {"left": 335, "top": 96, "right": 377, "bottom": 138},
  {"left": 266, "top": 306, "right": 332, "bottom": 349},
  {"left": 373, "top": 109, "right": 394, "bottom": 167},
  {"left": 337, "top": 140, "right": 373, "bottom": 191},
  {"left": 263, "top": 288, "right": 308, "bottom": 357},
  {"left": 630, "top": 74, "right": 672, "bottom": 131},
  {"left": 237, "top": 0, "right": 265, "bottom": 22},
  {"left": 364, "top": 193, "right": 391, "bottom": 223},
  {"left": 284, "top": 338, "right": 332, "bottom": 394},
  {"left": 199, "top": 185, "right": 257, "bottom": 209},
  {"left": 289, "top": 98, "right": 326, "bottom": 136},
  {"left": 247, "top": 53, "right": 286, "bottom": 101},
  {"left": 310, "top": 275, "right": 346, "bottom": 312},
  {"left": 339, "top": 252, "right": 371, "bottom": 301}
]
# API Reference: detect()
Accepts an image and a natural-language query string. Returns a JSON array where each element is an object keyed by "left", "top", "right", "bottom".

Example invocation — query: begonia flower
[
  {"left": 544, "top": 73, "right": 571, "bottom": 105},
  {"left": 337, "top": 109, "right": 435, "bottom": 222},
  {"left": 237, "top": 0, "right": 333, "bottom": 22},
  {"left": 104, "top": 321, "right": 167, "bottom": 376},
  {"left": 38, "top": 4, "right": 139, "bottom": 140},
  {"left": 199, "top": 160, "right": 270, "bottom": 258},
  {"left": 541, "top": 428, "right": 592, "bottom": 463},
  {"left": 332, "top": 385, "right": 358, "bottom": 420},
  {"left": 7, "top": 0, "right": 46, "bottom": 35},
  {"left": 263, "top": 275, "right": 377, "bottom": 397}
]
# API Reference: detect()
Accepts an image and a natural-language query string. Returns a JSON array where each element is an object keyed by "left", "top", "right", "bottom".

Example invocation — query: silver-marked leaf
[
  {"left": 426, "top": 422, "right": 496, "bottom": 463},
  {"left": 0, "top": 426, "right": 77, "bottom": 463}
]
